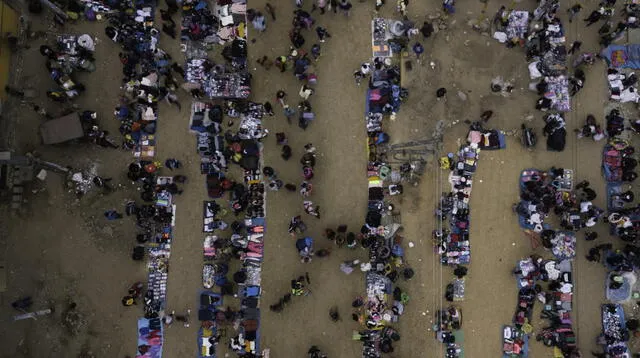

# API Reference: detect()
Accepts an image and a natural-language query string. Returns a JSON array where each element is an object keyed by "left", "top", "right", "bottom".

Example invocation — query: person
[
  {"left": 257, "top": 55, "right": 273, "bottom": 70},
  {"left": 304, "top": 200, "right": 320, "bottom": 218},
  {"left": 263, "top": 166, "right": 276, "bottom": 180},
  {"left": 584, "top": 10, "right": 602, "bottom": 26},
  {"left": 290, "top": 29, "right": 305, "bottom": 48},
  {"left": 122, "top": 295, "right": 136, "bottom": 306},
  {"left": 275, "top": 56, "right": 287, "bottom": 72},
  {"left": 268, "top": 179, "right": 283, "bottom": 191},
  {"left": 276, "top": 132, "right": 287, "bottom": 144},
  {"left": 315, "top": 26, "right": 331, "bottom": 42},
  {"left": 264, "top": 101, "right": 274, "bottom": 116},
  {"left": 568, "top": 41, "right": 582, "bottom": 55},
  {"left": 412, "top": 42, "right": 425, "bottom": 63},
  {"left": 265, "top": 3, "right": 276, "bottom": 20},
  {"left": 162, "top": 311, "right": 174, "bottom": 326},
  {"left": 585, "top": 231, "right": 598, "bottom": 241},
  {"left": 282, "top": 145, "right": 292, "bottom": 160},
  {"left": 623, "top": 171, "right": 638, "bottom": 182},
  {"left": 105, "top": 210, "right": 123, "bottom": 220},
  {"left": 420, "top": 21, "right": 434, "bottom": 38},
  {"left": 165, "top": 158, "right": 182, "bottom": 170},
  {"left": 304, "top": 143, "right": 317, "bottom": 154},
  {"left": 93, "top": 176, "right": 112, "bottom": 188},
  {"left": 436, "top": 87, "right": 447, "bottom": 98},
  {"left": 299, "top": 84, "right": 314, "bottom": 100},
  {"left": 313, "top": 0, "right": 328, "bottom": 14},
  {"left": 276, "top": 90, "right": 287, "bottom": 107},
  {"left": 289, "top": 215, "right": 306, "bottom": 236},
  {"left": 251, "top": 11, "right": 266, "bottom": 32},
  {"left": 338, "top": 0, "right": 352, "bottom": 16},
  {"left": 329, "top": 306, "right": 340, "bottom": 322},
  {"left": 353, "top": 70, "right": 365, "bottom": 85},
  {"left": 310, "top": 44, "right": 321, "bottom": 62},
  {"left": 567, "top": 3, "right": 582, "bottom": 22},
  {"left": 300, "top": 181, "right": 313, "bottom": 197},
  {"left": 443, "top": 0, "right": 455, "bottom": 14},
  {"left": 162, "top": 23, "right": 177, "bottom": 39},
  {"left": 285, "top": 183, "right": 297, "bottom": 191}
]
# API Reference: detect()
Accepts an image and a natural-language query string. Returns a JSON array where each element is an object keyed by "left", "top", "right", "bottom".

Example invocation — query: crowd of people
[{"left": 16, "top": 0, "right": 640, "bottom": 355}]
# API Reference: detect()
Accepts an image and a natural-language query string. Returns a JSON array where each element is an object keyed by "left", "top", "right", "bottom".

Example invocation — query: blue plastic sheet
[{"left": 601, "top": 44, "right": 640, "bottom": 69}]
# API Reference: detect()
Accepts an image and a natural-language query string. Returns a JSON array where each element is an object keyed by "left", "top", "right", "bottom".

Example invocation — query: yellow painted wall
[{"left": 0, "top": 1, "right": 19, "bottom": 100}]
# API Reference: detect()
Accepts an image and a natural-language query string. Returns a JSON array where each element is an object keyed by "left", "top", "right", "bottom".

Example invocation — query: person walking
[
  {"left": 316, "top": 26, "right": 331, "bottom": 42},
  {"left": 338, "top": 0, "right": 352, "bottom": 16},
  {"left": 105, "top": 210, "right": 123, "bottom": 220},
  {"left": 313, "top": 0, "right": 328, "bottom": 14},
  {"left": 567, "top": 3, "right": 582, "bottom": 22},
  {"left": 412, "top": 42, "right": 425, "bottom": 63},
  {"left": 568, "top": 41, "right": 582, "bottom": 55}
]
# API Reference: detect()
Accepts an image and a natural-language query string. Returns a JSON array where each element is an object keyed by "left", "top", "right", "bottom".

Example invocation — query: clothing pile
[
  {"left": 602, "top": 110, "right": 640, "bottom": 241},
  {"left": 204, "top": 71, "right": 251, "bottom": 99},
  {"left": 434, "top": 306, "right": 464, "bottom": 358},
  {"left": 137, "top": 317, "right": 163, "bottom": 358},
  {"left": 181, "top": 0, "right": 218, "bottom": 44},
  {"left": 600, "top": 304, "right": 630, "bottom": 357},
  {"left": 51, "top": 34, "right": 96, "bottom": 73},
  {"left": 466, "top": 123, "right": 507, "bottom": 150},
  {"left": 198, "top": 292, "right": 223, "bottom": 357},
  {"left": 607, "top": 69, "right": 640, "bottom": 103},
  {"left": 494, "top": 10, "right": 530, "bottom": 44},
  {"left": 437, "top": 143, "right": 482, "bottom": 265},
  {"left": 212, "top": 1, "right": 248, "bottom": 44},
  {"left": 538, "top": 260, "right": 577, "bottom": 355},
  {"left": 372, "top": 18, "right": 392, "bottom": 57},
  {"left": 513, "top": 11, "right": 571, "bottom": 113},
  {"left": 542, "top": 113, "right": 566, "bottom": 151},
  {"left": 550, "top": 231, "right": 576, "bottom": 260}
]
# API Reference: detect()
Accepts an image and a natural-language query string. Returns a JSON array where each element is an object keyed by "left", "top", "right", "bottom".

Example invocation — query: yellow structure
[{"left": 0, "top": 0, "right": 19, "bottom": 100}]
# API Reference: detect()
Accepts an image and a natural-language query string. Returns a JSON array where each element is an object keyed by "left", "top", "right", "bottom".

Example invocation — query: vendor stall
[
  {"left": 601, "top": 304, "right": 630, "bottom": 357},
  {"left": 137, "top": 317, "right": 163, "bottom": 358},
  {"left": 372, "top": 18, "right": 393, "bottom": 57}
]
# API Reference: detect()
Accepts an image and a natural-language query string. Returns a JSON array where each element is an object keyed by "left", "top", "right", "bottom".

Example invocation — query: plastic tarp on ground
[
  {"left": 39, "top": 113, "right": 84, "bottom": 144},
  {"left": 601, "top": 44, "right": 640, "bottom": 69}
]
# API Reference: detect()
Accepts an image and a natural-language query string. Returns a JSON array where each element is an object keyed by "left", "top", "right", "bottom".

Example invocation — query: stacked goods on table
[{"left": 600, "top": 304, "right": 630, "bottom": 357}]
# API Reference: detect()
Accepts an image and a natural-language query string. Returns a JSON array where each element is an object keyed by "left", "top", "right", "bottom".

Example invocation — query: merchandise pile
[
  {"left": 181, "top": 0, "right": 251, "bottom": 100},
  {"left": 493, "top": 2, "right": 570, "bottom": 113},
  {"left": 600, "top": 304, "right": 630, "bottom": 356},
  {"left": 505, "top": 168, "right": 584, "bottom": 357}
]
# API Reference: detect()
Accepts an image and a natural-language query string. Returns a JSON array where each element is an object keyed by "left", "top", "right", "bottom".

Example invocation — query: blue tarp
[{"left": 601, "top": 44, "right": 640, "bottom": 69}]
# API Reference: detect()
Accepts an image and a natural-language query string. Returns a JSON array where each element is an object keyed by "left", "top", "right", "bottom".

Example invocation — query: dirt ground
[{"left": 0, "top": 0, "right": 636, "bottom": 357}]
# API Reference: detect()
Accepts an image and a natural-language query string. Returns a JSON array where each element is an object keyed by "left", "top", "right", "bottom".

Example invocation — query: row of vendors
[
  {"left": 90, "top": 0, "right": 182, "bottom": 355},
  {"left": 358, "top": 18, "right": 416, "bottom": 358},
  {"left": 181, "top": 2, "right": 263, "bottom": 356}
]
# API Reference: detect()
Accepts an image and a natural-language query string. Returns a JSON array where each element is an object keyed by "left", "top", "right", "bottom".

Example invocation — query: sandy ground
[{"left": 0, "top": 0, "right": 635, "bottom": 357}]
